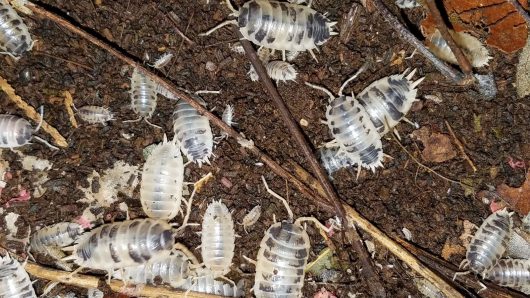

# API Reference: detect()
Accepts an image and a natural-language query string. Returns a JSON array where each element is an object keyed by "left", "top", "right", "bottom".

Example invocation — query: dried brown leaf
[
  {"left": 497, "top": 172, "right": 530, "bottom": 215},
  {"left": 412, "top": 127, "right": 457, "bottom": 163},
  {"left": 441, "top": 238, "right": 465, "bottom": 260},
  {"left": 517, "top": 34, "right": 530, "bottom": 98}
]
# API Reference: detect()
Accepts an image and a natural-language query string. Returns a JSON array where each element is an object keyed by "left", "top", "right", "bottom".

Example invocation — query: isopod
[
  {"left": 76, "top": 105, "right": 114, "bottom": 125},
  {"left": 505, "top": 229, "right": 530, "bottom": 259},
  {"left": 413, "top": 278, "right": 446, "bottom": 298},
  {"left": 0, "top": 108, "right": 57, "bottom": 149},
  {"left": 114, "top": 250, "right": 191, "bottom": 288},
  {"left": 30, "top": 222, "right": 84, "bottom": 255},
  {"left": 0, "top": 0, "right": 33, "bottom": 58},
  {"left": 172, "top": 94, "right": 214, "bottom": 167},
  {"left": 126, "top": 68, "right": 160, "bottom": 128},
  {"left": 63, "top": 219, "right": 174, "bottom": 273},
  {"left": 428, "top": 29, "right": 491, "bottom": 68},
  {"left": 319, "top": 145, "right": 356, "bottom": 176},
  {"left": 201, "top": 200, "right": 235, "bottom": 277},
  {"left": 181, "top": 269, "right": 245, "bottom": 297},
  {"left": 484, "top": 259, "right": 530, "bottom": 289},
  {"left": 458, "top": 209, "right": 513, "bottom": 278},
  {"left": 201, "top": 0, "right": 337, "bottom": 61},
  {"left": 149, "top": 52, "right": 174, "bottom": 69},
  {"left": 240, "top": 205, "right": 261, "bottom": 233},
  {"left": 140, "top": 136, "right": 184, "bottom": 220},
  {"left": 0, "top": 254, "right": 37, "bottom": 298},
  {"left": 266, "top": 60, "right": 298, "bottom": 83},
  {"left": 395, "top": 0, "right": 420, "bottom": 8}
]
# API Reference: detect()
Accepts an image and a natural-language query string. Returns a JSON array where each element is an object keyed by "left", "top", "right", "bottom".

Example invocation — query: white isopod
[
  {"left": 0, "top": 254, "right": 36, "bottom": 298},
  {"left": 458, "top": 209, "right": 513, "bottom": 278},
  {"left": 149, "top": 52, "right": 174, "bottom": 69},
  {"left": 201, "top": 200, "right": 235, "bottom": 277},
  {"left": 266, "top": 60, "right": 298, "bottom": 83},
  {"left": 126, "top": 68, "right": 160, "bottom": 128},
  {"left": 0, "top": 108, "right": 57, "bottom": 149},
  {"left": 428, "top": 29, "right": 491, "bottom": 68},
  {"left": 114, "top": 251, "right": 191, "bottom": 288},
  {"left": 172, "top": 95, "right": 214, "bottom": 167},
  {"left": 0, "top": 0, "right": 34, "bottom": 58},
  {"left": 395, "top": 0, "right": 420, "bottom": 8},
  {"left": 201, "top": 0, "right": 337, "bottom": 61},
  {"left": 140, "top": 136, "right": 185, "bottom": 220},
  {"left": 181, "top": 269, "right": 245, "bottom": 297},
  {"left": 63, "top": 219, "right": 174, "bottom": 273},
  {"left": 30, "top": 222, "right": 84, "bottom": 255},
  {"left": 240, "top": 205, "right": 261, "bottom": 233},
  {"left": 76, "top": 105, "right": 114, "bottom": 125},
  {"left": 319, "top": 145, "right": 356, "bottom": 176},
  {"left": 505, "top": 229, "right": 530, "bottom": 259},
  {"left": 484, "top": 259, "right": 530, "bottom": 290}
]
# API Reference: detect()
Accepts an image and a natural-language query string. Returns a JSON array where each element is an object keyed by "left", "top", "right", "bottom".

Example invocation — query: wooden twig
[
  {"left": 0, "top": 75, "right": 68, "bottom": 148},
  {"left": 370, "top": 0, "right": 466, "bottom": 84},
  {"left": 445, "top": 120, "right": 477, "bottom": 172},
  {"left": 25, "top": 262, "right": 223, "bottom": 298},
  {"left": 34, "top": 52, "right": 94, "bottom": 72},
  {"left": 507, "top": 0, "right": 530, "bottom": 28},
  {"left": 423, "top": 0, "right": 474, "bottom": 76},
  {"left": 167, "top": 11, "right": 196, "bottom": 45},
  {"left": 63, "top": 91, "right": 78, "bottom": 128}
]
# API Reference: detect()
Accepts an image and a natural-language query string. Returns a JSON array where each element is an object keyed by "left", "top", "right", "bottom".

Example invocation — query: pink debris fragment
[
  {"left": 75, "top": 216, "right": 93, "bottom": 229},
  {"left": 489, "top": 200, "right": 506, "bottom": 213},
  {"left": 3, "top": 172, "right": 12, "bottom": 180},
  {"left": 5, "top": 188, "right": 31, "bottom": 207},
  {"left": 220, "top": 176, "right": 233, "bottom": 189},
  {"left": 507, "top": 157, "right": 525, "bottom": 169},
  {"left": 325, "top": 221, "right": 335, "bottom": 237},
  {"left": 313, "top": 288, "right": 337, "bottom": 298}
]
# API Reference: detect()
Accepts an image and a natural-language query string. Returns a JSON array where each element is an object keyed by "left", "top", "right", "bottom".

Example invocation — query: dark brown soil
[{"left": 0, "top": 0, "right": 528, "bottom": 297}]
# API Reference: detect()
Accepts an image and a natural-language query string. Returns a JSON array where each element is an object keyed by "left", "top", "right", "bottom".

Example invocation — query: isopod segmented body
[
  {"left": 0, "top": 0, "right": 33, "bottom": 58},
  {"left": 201, "top": 201, "right": 235, "bottom": 277},
  {"left": 462, "top": 209, "right": 513, "bottom": 277},
  {"left": 240, "top": 205, "right": 261, "bottom": 233},
  {"left": 65, "top": 219, "right": 174, "bottom": 271},
  {"left": 201, "top": 0, "right": 337, "bottom": 60},
  {"left": 30, "top": 222, "right": 84, "bottom": 255},
  {"left": 114, "top": 251, "right": 191, "bottom": 288},
  {"left": 484, "top": 259, "right": 530, "bottom": 289},
  {"left": 172, "top": 96, "right": 214, "bottom": 167},
  {"left": 266, "top": 60, "right": 298, "bottom": 83},
  {"left": 128, "top": 68, "right": 159, "bottom": 127},
  {"left": 319, "top": 145, "right": 356, "bottom": 176},
  {"left": 76, "top": 105, "right": 114, "bottom": 125},
  {"left": 140, "top": 136, "right": 184, "bottom": 220},
  {"left": 0, "top": 114, "right": 34, "bottom": 148},
  {"left": 428, "top": 29, "right": 491, "bottom": 68},
  {"left": 181, "top": 269, "right": 245, "bottom": 297},
  {"left": 0, "top": 255, "right": 37, "bottom": 298}
]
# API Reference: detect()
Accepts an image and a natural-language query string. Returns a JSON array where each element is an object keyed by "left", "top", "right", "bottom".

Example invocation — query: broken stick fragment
[
  {"left": 0, "top": 75, "right": 68, "bottom": 148},
  {"left": 63, "top": 90, "right": 78, "bottom": 128}
]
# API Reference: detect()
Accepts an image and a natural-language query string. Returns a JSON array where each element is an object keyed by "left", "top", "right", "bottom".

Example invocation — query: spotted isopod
[
  {"left": 484, "top": 259, "right": 530, "bottom": 290},
  {"left": 319, "top": 145, "right": 356, "bottom": 176},
  {"left": 0, "top": 108, "right": 58, "bottom": 150},
  {"left": 201, "top": 0, "right": 337, "bottom": 61},
  {"left": 125, "top": 68, "right": 161, "bottom": 128},
  {"left": 76, "top": 105, "right": 114, "bottom": 125},
  {"left": 457, "top": 209, "right": 513, "bottom": 278},
  {"left": 63, "top": 219, "right": 174, "bottom": 274},
  {"left": 240, "top": 205, "right": 261, "bottom": 233},
  {"left": 30, "top": 222, "right": 84, "bottom": 255},
  {"left": 201, "top": 200, "right": 235, "bottom": 277},
  {"left": 0, "top": 0, "right": 34, "bottom": 58},
  {"left": 266, "top": 60, "right": 298, "bottom": 83},
  {"left": 172, "top": 94, "right": 214, "bottom": 167},
  {"left": 0, "top": 254, "right": 37, "bottom": 298},
  {"left": 140, "top": 136, "right": 185, "bottom": 220}
]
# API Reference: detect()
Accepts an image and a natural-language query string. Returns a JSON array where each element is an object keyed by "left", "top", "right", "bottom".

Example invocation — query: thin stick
[
  {"left": 371, "top": 0, "right": 466, "bottom": 84},
  {"left": 423, "top": 0, "right": 473, "bottom": 76},
  {"left": 166, "top": 11, "right": 196, "bottom": 45},
  {"left": 238, "top": 34, "right": 386, "bottom": 297},
  {"left": 445, "top": 120, "right": 477, "bottom": 172},
  {"left": 507, "top": 0, "right": 530, "bottom": 27},
  {"left": 25, "top": 262, "right": 223, "bottom": 298},
  {"left": 0, "top": 75, "right": 68, "bottom": 148},
  {"left": 25, "top": 1, "right": 333, "bottom": 213},
  {"left": 63, "top": 91, "right": 78, "bottom": 128}
]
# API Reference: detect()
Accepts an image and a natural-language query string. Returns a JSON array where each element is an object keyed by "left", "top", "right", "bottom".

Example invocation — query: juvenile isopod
[
  {"left": 0, "top": 107, "right": 58, "bottom": 149},
  {"left": 428, "top": 29, "right": 491, "bottom": 68},
  {"left": 457, "top": 209, "right": 513, "bottom": 278},
  {"left": 149, "top": 52, "right": 174, "bottom": 69},
  {"left": 266, "top": 60, "right": 298, "bottom": 83},
  {"left": 76, "top": 105, "right": 114, "bottom": 125},
  {"left": 319, "top": 145, "right": 356, "bottom": 176},
  {"left": 201, "top": 200, "right": 235, "bottom": 277},
  {"left": 172, "top": 94, "right": 214, "bottom": 167},
  {"left": 0, "top": 254, "right": 37, "bottom": 298},
  {"left": 0, "top": 0, "right": 34, "bottom": 58},
  {"left": 140, "top": 136, "right": 186, "bottom": 220},
  {"left": 484, "top": 259, "right": 530, "bottom": 290},
  {"left": 201, "top": 0, "right": 337, "bottom": 61},
  {"left": 63, "top": 219, "right": 174, "bottom": 274},
  {"left": 240, "top": 205, "right": 261, "bottom": 233},
  {"left": 125, "top": 68, "right": 161, "bottom": 128}
]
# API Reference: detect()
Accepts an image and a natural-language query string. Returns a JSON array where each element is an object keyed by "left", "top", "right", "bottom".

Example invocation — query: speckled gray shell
[
  {"left": 465, "top": 209, "right": 512, "bottom": 277},
  {"left": 238, "top": 0, "right": 334, "bottom": 52},
  {"left": 77, "top": 106, "right": 114, "bottom": 125},
  {"left": 30, "top": 222, "right": 83, "bottom": 254},
  {"left": 140, "top": 138, "right": 184, "bottom": 220},
  {"left": 326, "top": 95, "right": 383, "bottom": 171},
  {"left": 0, "top": 115, "right": 33, "bottom": 148},
  {"left": 265, "top": 60, "right": 297, "bottom": 83},
  {"left": 130, "top": 68, "right": 157, "bottom": 119},
  {"left": 114, "top": 251, "right": 191, "bottom": 288},
  {"left": 253, "top": 221, "right": 310, "bottom": 297},
  {"left": 69, "top": 219, "right": 173, "bottom": 270},
  {"left": 172, "top": 97, "right": 214, "bottom": 167},
  {"left": 0, "top": 0, "right": 33, "bottom": 58},
  {"left": 201, "top": 201, "right": 235, "bottom": 276},
  {"left": 0, "top": 255, "right": 37, "bottom": 298},
  {"left": 319, "top": 145, "right": 356, "bottom": 176},
  {"left": 485, "top": 259, "right": 530, "bottom": 289}
]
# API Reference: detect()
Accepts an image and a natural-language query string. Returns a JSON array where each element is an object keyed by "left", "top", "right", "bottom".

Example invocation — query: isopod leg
[
  {"left": 41, "top": 281, "right": 60, "bottom": 296},
  {"left": 33, "top": 136, "right": 59, "bottom": 150},
  {"left": 144, "top": 118, "right": 162, "bottom": 129},
  {"left": 295, "top": 217, "right": 333, "bottom": 235},
  {"left": 261, "top": 176, "right": 294, "bottom": 221},
  {"left": 304, "top": 82, "right": 335, "bottom": 102},
  {"left": 338, "top": 62, "right": 369, "bottom": 96},
  {"left": 308, "top": 49, "right": 318, "bottom": 63},
  {"left": 199, "top": 20, "right": 238, "bottom": 36},
  {"left": 242, "top": 255, "right": 257, "bottom": 266},
  {"left": 217, "top": 275, "right": 236, "bottom": 288},
  {"left": 173, "top": 242, "right": 200, "bottom": 265}
]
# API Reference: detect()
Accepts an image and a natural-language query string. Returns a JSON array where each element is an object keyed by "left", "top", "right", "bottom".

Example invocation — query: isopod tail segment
[{"left": 32, "top": 106, "right": 59, "bottom": 150}]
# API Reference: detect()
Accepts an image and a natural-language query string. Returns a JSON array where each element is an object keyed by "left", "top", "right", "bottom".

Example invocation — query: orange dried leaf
[
  {"left": 412, "top": 127, "right": 457, "bottom": 163},
  {"left": 497, "top": 172, "right": 530, "bottom": 215}
]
